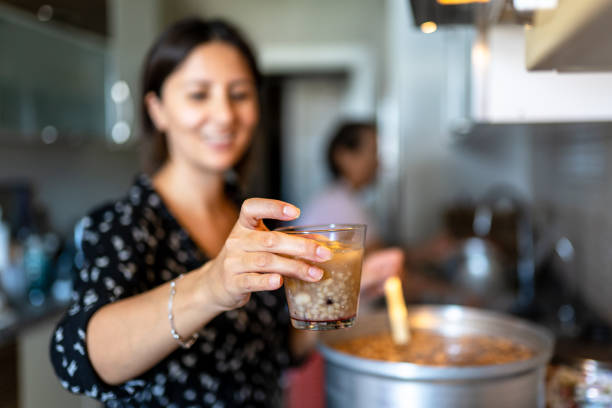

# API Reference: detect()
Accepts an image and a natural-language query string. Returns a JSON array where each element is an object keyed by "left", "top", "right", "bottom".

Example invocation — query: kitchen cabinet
[
  {"left": 526, "top": 0, "right": 612, "bottom": 72},
  {"left": 0, "top": 5, "right": 108, "bottom": 145}
]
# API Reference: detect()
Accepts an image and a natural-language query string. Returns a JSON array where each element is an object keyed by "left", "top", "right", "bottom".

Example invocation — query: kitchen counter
[
  {"left": 0, "top": 297, "right": 96, "bottom": 408},
  {"left": 0, "top": 298, "right": 69, "bottom": 408},
  {"left": 554, "top": 337, "right": 612, "bottom": 364},
  {"left": 0, "top": 299, "right": 68, "bottom": 347}
]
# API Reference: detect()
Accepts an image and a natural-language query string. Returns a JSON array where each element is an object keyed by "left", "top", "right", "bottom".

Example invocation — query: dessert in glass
[{"left": 276, "top": 224, "right": 366, "bottom": 330}]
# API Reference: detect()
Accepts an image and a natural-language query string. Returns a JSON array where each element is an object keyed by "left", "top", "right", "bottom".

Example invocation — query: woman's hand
[
  {"left": 200, "top": 198, "right": 333, "bottom": 311},
  {"left": 360, "top": 247, "right": 405, "bottom": 300}
]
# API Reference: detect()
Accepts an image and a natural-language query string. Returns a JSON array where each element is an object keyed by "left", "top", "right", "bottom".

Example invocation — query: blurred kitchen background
[{"left": 1, "top": 0, "right": 612, "bottom": 407}]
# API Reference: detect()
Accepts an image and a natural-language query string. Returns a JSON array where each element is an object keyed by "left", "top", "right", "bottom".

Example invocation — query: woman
[
  {"left": 301, "top": 120, "right": 381, "bottom": 249},
  {"left": 50, "top": 18, "right": 344, "bottom": 407}
]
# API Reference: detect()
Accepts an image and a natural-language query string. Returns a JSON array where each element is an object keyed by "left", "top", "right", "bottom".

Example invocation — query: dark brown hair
[
  {"left": 140, "top": 17, "right": 262, "bottom": 178},
  {"left": 327, "top": 120, "right": 376, "bottom": 179}
]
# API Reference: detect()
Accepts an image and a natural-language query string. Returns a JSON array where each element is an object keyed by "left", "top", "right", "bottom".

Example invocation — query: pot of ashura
[{"left": 318, "top": 304, "right": 554, "bottom": 408}]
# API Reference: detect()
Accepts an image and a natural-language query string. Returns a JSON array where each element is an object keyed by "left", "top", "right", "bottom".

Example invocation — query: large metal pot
[{"left": 318, "top": 305, "right": 554, "bottom": 408}]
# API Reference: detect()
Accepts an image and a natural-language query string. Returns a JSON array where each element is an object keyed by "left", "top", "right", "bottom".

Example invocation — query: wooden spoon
[{"left": 384, "top": 276, "right": 411, "bottom": 345}]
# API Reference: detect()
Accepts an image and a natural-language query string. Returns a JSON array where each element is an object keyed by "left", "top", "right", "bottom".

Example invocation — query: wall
[
  {"left": 281, "top": 75, "right": 348, "bottom": 208},
  {"left": 0, "top": 143, "right": 139, "bottom": 237},
  {"left": 159, "top": 0, "right": 384, "bottom": 112},
  {"left": 160, "top": 0, "right": 384, "bottom": 57},
  {"left": 531, "top": 124, "right": 612, "bottom": 325},
  {"left": 107, "top": 0, "right": 162, "bottom": 140}
]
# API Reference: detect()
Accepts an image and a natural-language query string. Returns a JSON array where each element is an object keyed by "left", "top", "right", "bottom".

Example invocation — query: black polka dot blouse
[{"left": 50, "top": 174, "right": 293, "bottom": 408}]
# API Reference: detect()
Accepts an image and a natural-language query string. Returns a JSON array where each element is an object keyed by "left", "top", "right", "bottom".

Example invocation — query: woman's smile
[{"left": 199, "top": 131, "right": 236, "bottom": 150}]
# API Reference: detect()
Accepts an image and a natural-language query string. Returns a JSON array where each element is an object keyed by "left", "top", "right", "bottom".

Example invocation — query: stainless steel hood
[
  {"left": 405, "top": 1, "right": 612, "bottom": 134},
  {"left": 408, "top": 0, "right": 612, "bottom": 73},
  {"left": 408, "top": 0, "right": 528, "bottom": 27},
  {"left": 445, "top": 25, "right": 612, "bottom": 128}
]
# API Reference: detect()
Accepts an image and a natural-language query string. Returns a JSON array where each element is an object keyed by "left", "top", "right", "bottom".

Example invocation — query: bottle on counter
[
  {"left": 0, "top": 206, "right": 10, "bottom": 309},
  {"left": 22, "top": 232, "right": 59, "bottom": 307},
  {"left": 0, "top": 206, "right": 9, "bottom": 274}
]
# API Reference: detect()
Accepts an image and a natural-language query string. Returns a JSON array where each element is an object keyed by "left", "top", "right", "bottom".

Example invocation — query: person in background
[
  {"left": 49, "top": 18, "right": 390, "bottom": 408},
  {"left": 301, "top": 119, "right": 456, "bottom": 295},
  {"left": 300, "top": 121, "right": 460, "bottom": 303},
  {"left": 300, "top": 120, "right": 403, "bottom": 295},
  {"left": 300, "top": 121, "right": 381, "bottom": 249}
]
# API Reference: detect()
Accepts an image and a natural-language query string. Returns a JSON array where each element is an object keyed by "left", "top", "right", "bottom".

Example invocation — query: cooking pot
[{"left": 318, "top": 305, "right": 554, "bottom": 408}]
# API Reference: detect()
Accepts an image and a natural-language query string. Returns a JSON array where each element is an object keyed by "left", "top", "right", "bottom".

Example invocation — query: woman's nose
[{"left": 210, "top": 92, "right": 235, "bottom": 125}]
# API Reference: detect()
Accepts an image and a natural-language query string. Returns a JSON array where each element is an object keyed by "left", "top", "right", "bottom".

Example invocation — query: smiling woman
[{"left": 48, "top": 18, "right": 332, "bottom": 408}]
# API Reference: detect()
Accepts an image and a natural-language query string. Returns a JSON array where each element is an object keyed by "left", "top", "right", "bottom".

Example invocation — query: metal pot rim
[{"left": 318, "top": 304, "right": 555, "bottom": 381}]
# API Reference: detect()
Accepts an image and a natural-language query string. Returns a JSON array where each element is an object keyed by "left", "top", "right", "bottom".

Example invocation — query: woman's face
[
  {"left": 147, "top": 41, "right": 259, "bottom": 174},
  {"left": 336, "top": 129, "right": 378, "bottom": 189}
]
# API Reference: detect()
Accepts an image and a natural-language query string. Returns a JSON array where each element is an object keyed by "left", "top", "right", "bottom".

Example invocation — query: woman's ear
[{"left": 144, "top": 91, "right": 167, "bottom": 132}]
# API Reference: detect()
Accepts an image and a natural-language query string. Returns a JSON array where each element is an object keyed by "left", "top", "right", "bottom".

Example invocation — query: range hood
[
  {"left": 408, "top": 0, "right": 536, "bottom": 27},
  {"left": 408, "top": 0, "right": 507, "bottom": 26},
  {"left": 406, "top": 1, "right": 612, "bottom": 127},
  {"left": 444, "top": 25, "right": 612, "bottom": 128},
  {"left": 526, "top": 0, "right": 612, "bottom": 72},
  {"left": 409, "top": 0, "right": 612, "bottom": 72},
  {"left": 471, "top": 26, "right": 612, "bottom": 123}
]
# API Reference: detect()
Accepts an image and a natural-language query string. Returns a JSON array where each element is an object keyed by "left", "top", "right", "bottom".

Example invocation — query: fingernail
[
  {"left": 316, "top": 245, "right": 332, "bottom": 260},
  {"left": 308, "top": 267, "right": 323, "bottom": 280},
  {"left": 283, "top": 205, "right": 299, "bottom": 218},
  {"left": 269, "top": 275, "right": 280, "bottom": 286}
]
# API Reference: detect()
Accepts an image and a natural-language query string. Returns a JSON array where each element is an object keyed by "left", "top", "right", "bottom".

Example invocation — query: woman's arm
[
  {"left": 86, "top": 198, "right": 331, "bottom": 385},
  {"left": 86, "top": 264, "right": 220, "bottom": 385}
]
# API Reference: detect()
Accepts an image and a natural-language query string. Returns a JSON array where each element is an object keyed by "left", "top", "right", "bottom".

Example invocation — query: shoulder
[
  {"left": 305, "top": 184, "right": 359, "bottom": 213},
  {"left": 300, "top": 182, "right": 370, "bottom": 227}
]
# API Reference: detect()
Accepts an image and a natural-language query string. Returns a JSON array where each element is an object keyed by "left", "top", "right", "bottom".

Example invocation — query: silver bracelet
[{"left": 168, "top": 274, "right": 199, "bottom": 349}]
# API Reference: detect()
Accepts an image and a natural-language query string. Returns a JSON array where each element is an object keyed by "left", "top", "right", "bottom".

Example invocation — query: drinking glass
[{"left": 276, "top": 224, "right": 366, "bottom": 330}]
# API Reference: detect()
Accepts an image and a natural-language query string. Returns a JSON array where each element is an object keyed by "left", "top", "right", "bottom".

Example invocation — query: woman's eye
[
  {"left": 188, "top": 92, "right": 208, "bottom": 101},
  {"left": 230, "top": 91, "right": 251, "bottom": 101}
]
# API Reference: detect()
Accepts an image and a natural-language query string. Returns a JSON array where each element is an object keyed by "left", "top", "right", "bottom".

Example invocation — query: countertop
[{"left": 0, "top": 299, "right": 68, "bottom": 346}]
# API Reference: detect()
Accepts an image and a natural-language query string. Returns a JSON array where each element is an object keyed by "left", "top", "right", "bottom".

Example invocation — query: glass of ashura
[{"left": 275, "top": 224, "right": 366, "bottom": 330}]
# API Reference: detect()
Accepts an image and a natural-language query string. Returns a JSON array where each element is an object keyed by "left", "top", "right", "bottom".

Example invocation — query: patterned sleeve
[{"left": 49, "top": 203, "right": 151, "bottom": 403}]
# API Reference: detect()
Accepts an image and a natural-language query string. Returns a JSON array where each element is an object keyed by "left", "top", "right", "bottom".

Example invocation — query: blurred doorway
[{"left": 251, "top": 72, "right": 349, "bottom": 210}]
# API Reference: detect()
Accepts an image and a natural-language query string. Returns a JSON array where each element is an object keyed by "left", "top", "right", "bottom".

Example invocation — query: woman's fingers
[
  {"left": 234, "top": 272, "right": 284, "bottom": 292},
  {"left": 227, "top": 252, "right": 324, "bottom": 282},
  {"left": 227, "top": 230, "right": 332, "bottom": 263},
  {"left": 238, "top": 198, "right": 300, "bottom": 229},
  {"left": 221, "top": 197, "right": 338, "bottom": 298},
  {"left": 232, "top": 197, "right": 333, "bottom": 262}
]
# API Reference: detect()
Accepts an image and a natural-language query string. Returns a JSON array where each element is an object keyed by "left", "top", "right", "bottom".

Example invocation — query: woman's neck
[
  {"left": 152, "top": 160, "right": 228, "bottom": 215},
  {"left": 151, "top": 160, "right": 239, "bottom": 258},
  {"left": 339, "top": 176, "right": 362, "bottom": 192}
]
